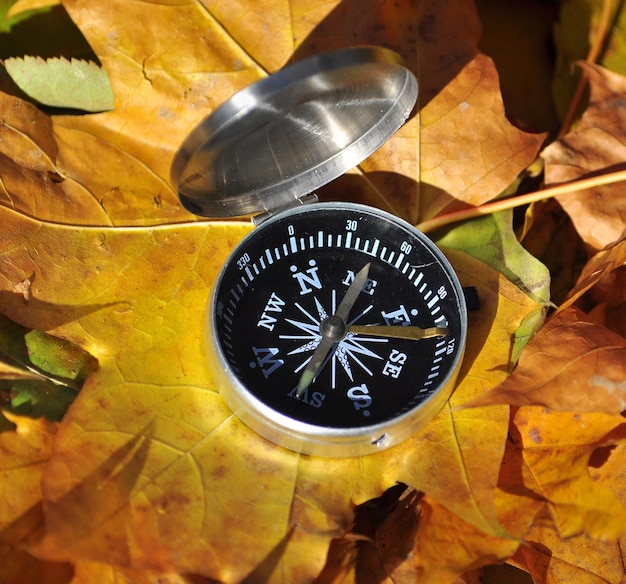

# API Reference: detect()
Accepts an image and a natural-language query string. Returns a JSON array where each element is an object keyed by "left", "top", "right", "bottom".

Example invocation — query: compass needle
[
  {"left": 348, "top": 325, "right": 449, "bottom": 340},
  {"left": 296, "top": 262, "right": 371, "bottom": 396}
]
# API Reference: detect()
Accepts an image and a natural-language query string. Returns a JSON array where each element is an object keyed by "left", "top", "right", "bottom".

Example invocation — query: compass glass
[{"left": 209, "top": 203, "right": 467, "bottom": 452}]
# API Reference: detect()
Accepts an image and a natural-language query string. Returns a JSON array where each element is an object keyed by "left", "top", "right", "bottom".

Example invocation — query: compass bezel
[{"left": 206, "top": 202, "right": 467, "bottom": 457}]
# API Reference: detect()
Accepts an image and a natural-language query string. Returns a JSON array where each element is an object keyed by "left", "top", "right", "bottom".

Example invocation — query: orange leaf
[
  {"left": 0, "top": 414, "right": 71, "bottom": 580},
  {"left": 512, "top": 522, "right": 626, "bottom": 584},
  {"left": 0, "top": 413, "right": 57, "bottom": 540},
  {"left": 459, "top": 306, "right": 626, "bottom": 414},
  {"left": 420, "top": 52, "right": 546, "bottom": 220},
  {"left": 514, "top": 406, "right": 626, "bottom": 539}
]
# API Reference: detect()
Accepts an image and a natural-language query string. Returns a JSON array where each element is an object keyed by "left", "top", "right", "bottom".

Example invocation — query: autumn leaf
[
  {"left": 0, "top": 412, "right": 73, "bottom": 582},
  {"left": 561, "top": 237, "right": 626, "bottom": 306},
  {"left": 512, "top": 521, "right": 626, "bottom": 584},
  {"left": 353, "top": 491, "right": 519, "bottom": 582},
  {"left": 513, "top": 407, "right": 626, "bottom": 540},
  {"left": 459, "top": 306, "right": 626, "bottom": 414}
]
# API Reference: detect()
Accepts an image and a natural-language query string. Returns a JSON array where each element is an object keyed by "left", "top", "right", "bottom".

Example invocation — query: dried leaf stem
[
  {"left": 558, "top": 0, "right": 615, "bottom": 138},
  {"left": 415, "top": 168, "right": 626, "bottom": 234}
]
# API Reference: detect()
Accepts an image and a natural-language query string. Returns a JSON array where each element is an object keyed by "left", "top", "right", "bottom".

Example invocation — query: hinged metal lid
[{"left": 171, "top": 46, "right": 418, "bottom": 218}]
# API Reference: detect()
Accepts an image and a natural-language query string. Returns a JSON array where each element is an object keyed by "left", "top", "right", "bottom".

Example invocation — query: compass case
[{"left": 171, "top": 47, "right": 468, "bottom": 457}]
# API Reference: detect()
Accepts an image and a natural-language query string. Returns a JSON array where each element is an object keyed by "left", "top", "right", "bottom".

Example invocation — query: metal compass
[{"left": 171, "top": 46, "right": 467, "bottom": 457}]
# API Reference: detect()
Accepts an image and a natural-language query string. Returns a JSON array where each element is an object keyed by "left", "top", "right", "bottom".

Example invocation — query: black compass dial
[{"left": 210, "top": 203, "right": 467, "bottom": 438}]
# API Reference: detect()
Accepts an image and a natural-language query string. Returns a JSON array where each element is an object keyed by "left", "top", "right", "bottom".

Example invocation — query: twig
[{"left": 415, "top": 168, "right": 626, "bottom": 234}]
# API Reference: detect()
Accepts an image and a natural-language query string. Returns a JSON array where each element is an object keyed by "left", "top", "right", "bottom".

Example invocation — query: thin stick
[
  {"left": 558, "top": 0, "right": 614, "bottom": 138},
  {"left": 415, "top": 168, "right": 626, "bottom": 234}
]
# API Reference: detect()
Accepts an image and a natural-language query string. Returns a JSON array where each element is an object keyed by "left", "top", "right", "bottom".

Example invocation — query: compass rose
[{"left": 279, "top": 292, "right": 388, "bottom": 389}]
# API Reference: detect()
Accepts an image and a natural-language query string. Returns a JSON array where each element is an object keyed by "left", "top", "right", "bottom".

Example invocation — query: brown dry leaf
[
  {"left": 355, "top": 492, "right": 519, "bottom": 583},
  {"left": 459, "top": 306, "right": 626, "bottom": 414},
  {"left": 0, "top": 92, "right": 116, "bottom": 226},
  {"left": 587, "top": 268, "right": 626, "bottom": 339},
  {"left": 559, "top": 235, "right": 626, "bottom": 338},
  {"left": 542, "top": 62, "right": 626, "bottom": 251},
  {"left": 559, "top": 236, "right": 626, "bottom": 312},
  {"left": 0, "top": 0, "right": 543, "bottom": 227}
]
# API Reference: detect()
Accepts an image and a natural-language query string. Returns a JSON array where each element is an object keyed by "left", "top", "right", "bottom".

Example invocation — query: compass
[{"left": 171, "top": 46, "right": 467, "bottom": 457}]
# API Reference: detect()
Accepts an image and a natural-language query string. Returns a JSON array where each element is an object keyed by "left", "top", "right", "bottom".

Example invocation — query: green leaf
[
  {"left": 0, "top": 0, "right": 52, "bottom": 32},
  {"left": 24, "top": 329, "right": 97, "bottom": 386},
  {"left": 434, "top": 211, "right": 551, "bottom": 305},
  {"left": 0, "top": 313, "right": 98, "bottom": 421},
  {"left": 434, "top": 211, "right": 551, "bottom": 363},
  {"left": 4, "top": 55, "right": 114, "bottom": 111}
]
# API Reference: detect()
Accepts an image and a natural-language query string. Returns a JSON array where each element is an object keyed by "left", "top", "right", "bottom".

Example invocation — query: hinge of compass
[{"left": 252, "top": 193, "right": 319, "bottom": 226}]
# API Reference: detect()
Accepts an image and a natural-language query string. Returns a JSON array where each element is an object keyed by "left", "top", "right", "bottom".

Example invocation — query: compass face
[{"left": 208, "top": 203, "right": 467, "bottom": 456}]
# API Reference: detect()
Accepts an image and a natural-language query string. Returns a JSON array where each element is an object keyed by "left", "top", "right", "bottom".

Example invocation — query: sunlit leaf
[
  {"left": 460, "top": 306, "right": 626, "bottom": 414},
  {"left": 418, "top": 52, "right": 546, "bottom": 221},
  {"left": 512, "top": 522, "right": 626, "bottom": 584},
  {"left": 514, "top": 406, "right": 626, "bottom": 539},
  {"left": 0, "top": 413, "right": 56, "bottom": 541},
  {"left": 0, "top": 205, "right": 540, "bottom": 580}
]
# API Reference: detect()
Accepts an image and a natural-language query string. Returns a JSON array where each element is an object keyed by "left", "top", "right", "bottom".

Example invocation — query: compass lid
[{"left": 171, "top": 46, "right": 418, "bottom": 218}]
